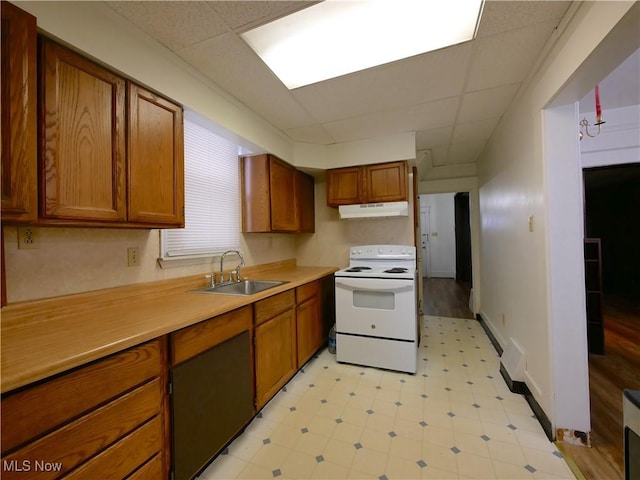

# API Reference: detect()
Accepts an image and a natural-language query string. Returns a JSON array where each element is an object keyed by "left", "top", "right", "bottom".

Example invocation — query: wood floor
[
  {"left": 422, "top": 277, "right": 474, "bottom": 319},
  {"left": 423, "top": 280, "right": 640, "bottom": 480},
  {"left": 561, "top": 295, "right": 640, "bottom": 480}
]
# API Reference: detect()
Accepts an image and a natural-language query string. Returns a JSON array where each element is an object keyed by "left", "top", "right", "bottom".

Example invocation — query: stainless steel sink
[{"left": 191, "top": 280, "right": 287, "bottom": 296}]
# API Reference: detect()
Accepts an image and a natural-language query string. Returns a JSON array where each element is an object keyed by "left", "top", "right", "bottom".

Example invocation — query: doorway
[{"left": 419, "top": 193, "right": 472, "bottom": 282}]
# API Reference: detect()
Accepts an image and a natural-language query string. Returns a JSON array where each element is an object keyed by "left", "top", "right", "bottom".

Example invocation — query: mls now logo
[{"left": 3, "top": 459, "right": 63, "bottom": 472}]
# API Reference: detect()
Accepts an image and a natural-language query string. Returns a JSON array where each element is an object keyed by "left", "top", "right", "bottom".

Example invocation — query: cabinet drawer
[
  {"left": 296, "top": 281, "right": 320, "bottom": 304},
  {"left": 1, "top": 380, "right": 161, "bottom": 479},
  {"left": 255, "top": 290, "right": 295, "bottom": 325},
  {"left": 171, "top": 306, "right": 252, "bottom": 366},
  {"left": 127, "top": 453, "right": 163, "bottom": 480},
  {"left": 63, "top": 415, "right": 163, "bottom": 480},
  {"left": 1, "top": 339, "right": 162, "bottom": 453}
]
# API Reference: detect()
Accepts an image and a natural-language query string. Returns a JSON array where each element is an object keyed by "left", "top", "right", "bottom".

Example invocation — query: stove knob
[
  {"left": 357, "top": 249, "right": 362, "bottom": 254},
  {"left": 378, "top": 248, "right": 383, "bottom": 253}
]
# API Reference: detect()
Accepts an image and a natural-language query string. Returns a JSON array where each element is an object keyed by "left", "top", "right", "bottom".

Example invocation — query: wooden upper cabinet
[
  {"left": 39, "top": 39, "right": 127, "bottom": 222},
  {"left": 37, "top": 39, "right": 184, "bottom": 227},
  {"left": 326, "top": 161, "right": 408, "bottom": 206},
  {"left": 269, "top": 155, "right": 298, "bottom": 231},
  {"left": 296, "top": 170, "right": 315, "bottom": 233},
  {"left": 242, "top": 154, "right": 314, "bottom": 233},
  {"left": 127, "top": 83, "right": 184, "bottom": 227},
  {"left": 1, "top": 2, "right": 38, "bottom": 223},
  {"left": 326, "top": 166, "right": 363, "bottom": 206},
  {"left": 366, "top": 161, "right": 407, "bottom": 203}
]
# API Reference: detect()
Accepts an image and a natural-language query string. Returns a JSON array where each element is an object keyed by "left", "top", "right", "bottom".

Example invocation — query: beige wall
[
  {"left": 4, "top": 176, "right": 415, "bottom": 303},
  {"left": 296, "top": 180, "right": 415, "bottom": 268},
  {"left": 3, "top": 225, "right": 296, "bottom": 303}
]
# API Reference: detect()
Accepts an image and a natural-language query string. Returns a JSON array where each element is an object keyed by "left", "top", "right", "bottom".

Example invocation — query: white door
[{"left": 420, "top": 207, "right": 431, "bottom": 277}]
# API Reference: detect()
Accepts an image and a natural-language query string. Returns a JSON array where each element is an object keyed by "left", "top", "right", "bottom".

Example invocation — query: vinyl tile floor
[{"left": 198, "top": 316, "right": 576, "bottom": 479}]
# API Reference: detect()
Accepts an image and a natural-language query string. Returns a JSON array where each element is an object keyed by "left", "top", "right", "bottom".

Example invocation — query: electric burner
[
  {"left": 345, "top": 266, "right": 372, "bottom": 272},
  {"left": 384, "top": 267, "right": 408, "bottom": 274}
]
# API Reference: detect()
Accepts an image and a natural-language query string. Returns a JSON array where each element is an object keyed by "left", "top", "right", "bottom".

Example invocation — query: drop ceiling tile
[
  {"left": 210, "top": 1, "right": 315, "bottom": 32},
  {"left": 322, "top": 97, "right": 459, "bottom": 144},
  {"left": 416, "top": 127, "right": 454, "bottom": 151},
  {"left": 443, "top": 141, "right": 487, "bottom": 166},
  {"left": 292, "top": 43, "right": 473, "bottom": 124},
  {"left": 477, "top": 1, "right": 572, "bottom": 38},
  {"left": 106, "top": 1, "right": 228, "bottom": 51},
  {"left": 452, "top": 117, "right": 501, "bottom": 144},
  {"left": 430, "top": 146, "right": 450, "bottom": 168},
  {"left": 466, "top": 21, "right": 557, "bottom": 91},
  {"left": 458, "top": 84, "right": 520, "bottom": 123},
  {"left": 177, "top": 33, "right": 316, "bottom": 130}
]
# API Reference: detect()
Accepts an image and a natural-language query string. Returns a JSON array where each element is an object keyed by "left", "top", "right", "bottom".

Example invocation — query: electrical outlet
[
  {"left": 127, "top": 247, "right": 140, "bottom": 267},
  {"left": 528, "top": 215, "right": 535, "bottom": 232},
  {"left": 18, "top": 226, "right": 40, "bottom": 249}
]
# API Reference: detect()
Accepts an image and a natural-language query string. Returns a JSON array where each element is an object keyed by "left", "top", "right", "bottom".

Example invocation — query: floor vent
[{"left": 501, "top": 337, "right": 526, "bottom": 381}]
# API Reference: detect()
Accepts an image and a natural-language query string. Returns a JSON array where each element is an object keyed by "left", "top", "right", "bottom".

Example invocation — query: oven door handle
[{"left": 335, "top": 277, "right": 414, "bottom": 292}]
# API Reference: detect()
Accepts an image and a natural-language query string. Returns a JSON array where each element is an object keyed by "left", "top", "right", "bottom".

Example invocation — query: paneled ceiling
[{"left": 103, "top": 1, "right": 635, "bottom": 174}]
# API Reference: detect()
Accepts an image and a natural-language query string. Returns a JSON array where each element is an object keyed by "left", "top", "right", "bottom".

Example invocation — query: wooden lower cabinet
[
  {"left": 296, "top": 280, "right": 323, "bottom": 368},
  {"left": 0, "top": 339, "right": 168, "bottom": 479},
  {"left": 254, "top": 291, "right": 297, "bottom": 409}
]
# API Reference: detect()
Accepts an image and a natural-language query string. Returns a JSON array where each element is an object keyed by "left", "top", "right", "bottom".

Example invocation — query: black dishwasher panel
[{"left": 171, "top": 330, "right": 253, "bottom": 480}]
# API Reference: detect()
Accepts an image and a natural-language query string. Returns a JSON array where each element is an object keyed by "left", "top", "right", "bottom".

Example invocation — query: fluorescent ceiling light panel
[{"left": 241, "top": 0, "right": 484, "bottom": 89}]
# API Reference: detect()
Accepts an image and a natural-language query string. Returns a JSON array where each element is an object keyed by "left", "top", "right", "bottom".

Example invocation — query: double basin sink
[{"left": 191, "top": 280, "right": 287, "bottom": 296}]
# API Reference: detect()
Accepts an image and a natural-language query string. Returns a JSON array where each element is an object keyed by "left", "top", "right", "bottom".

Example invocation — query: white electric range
[{"left": 334, "top": 245, "right": 418, "bottom": 373}]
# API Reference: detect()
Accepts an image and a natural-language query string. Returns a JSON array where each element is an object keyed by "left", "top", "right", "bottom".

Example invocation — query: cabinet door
[
  {"left": 1, "top": 2, "right": 37, "bottom": 223},
  {"left": 40, "top": 39, "right": 126, "bottom": 222},
  {"left": 326, "top": 167, "right": 363, "bottom": 206},
  {"left": 254, "top": 309, "right": 296, "bottom": 409},
  {"left": 241, "top": 154, "right": 271, "bottom": 232},
  {"left": 128, "top": 83, "right": 184, "bottom": 227},
  {"left": 269, "top": 155, "right": 298, "bottom": 231},
  {"left": 296, "top": 170, "right": 315, "bottom": 233},
  {"left": 296, "top": 294, "right": 322, "bottom": 368},
  {"left": 365, "top": 161, "right": 407, "bottom": 203}
]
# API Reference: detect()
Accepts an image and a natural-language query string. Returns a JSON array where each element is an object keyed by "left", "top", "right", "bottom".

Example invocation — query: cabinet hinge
[{"left": 168, "top": 381, "right": 173, "bottom": 396}]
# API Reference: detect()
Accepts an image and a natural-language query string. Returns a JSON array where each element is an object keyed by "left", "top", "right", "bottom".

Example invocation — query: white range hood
[{"left": 338, "top": 201, "right": 409, "bottom": 220}]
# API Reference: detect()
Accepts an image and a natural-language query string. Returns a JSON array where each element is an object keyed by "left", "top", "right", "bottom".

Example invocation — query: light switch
[{"left": 528, "top": 215, "right": 534, "bottom": 232}]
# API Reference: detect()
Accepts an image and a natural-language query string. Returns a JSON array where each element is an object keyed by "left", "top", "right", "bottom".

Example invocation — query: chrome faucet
[{"left": 219, "top": 250, "right": 245, "bottom": 284}]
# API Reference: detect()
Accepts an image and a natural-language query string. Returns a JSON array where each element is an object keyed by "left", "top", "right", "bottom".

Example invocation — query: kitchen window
[{"left": 160, "top": 112, "right": 241, "bottom": 266}]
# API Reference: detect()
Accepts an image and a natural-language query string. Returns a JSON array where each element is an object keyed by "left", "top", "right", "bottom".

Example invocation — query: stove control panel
[{"left": 350, "top": 244, "right": 416, "bottom": 260}]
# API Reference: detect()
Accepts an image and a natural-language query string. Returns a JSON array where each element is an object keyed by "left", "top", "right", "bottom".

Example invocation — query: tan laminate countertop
[{"left": 1, "top": 261, "right": 337, "bottom": 393}]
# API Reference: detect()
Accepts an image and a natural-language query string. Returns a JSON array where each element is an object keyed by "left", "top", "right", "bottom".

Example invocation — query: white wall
[
  {"left": 420, "top": 194, "right": 456, "bottom": 278},
  {"left": 477, "top": 0, "right": 638, "bottom": 434}
]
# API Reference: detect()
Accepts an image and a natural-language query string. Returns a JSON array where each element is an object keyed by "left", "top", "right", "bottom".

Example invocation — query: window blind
[{"left": 163, "top": 119, "right": 240, "bottom": 257}]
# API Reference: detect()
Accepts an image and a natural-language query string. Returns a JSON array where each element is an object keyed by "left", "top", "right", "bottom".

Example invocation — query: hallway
[{"left": 422, "top": 277, "right": 474, "bottom": 320}]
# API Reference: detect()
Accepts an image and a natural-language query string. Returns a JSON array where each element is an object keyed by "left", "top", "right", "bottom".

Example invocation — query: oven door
[{"left": 335, "top": 276, "right": 416, "bottom": 340}]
